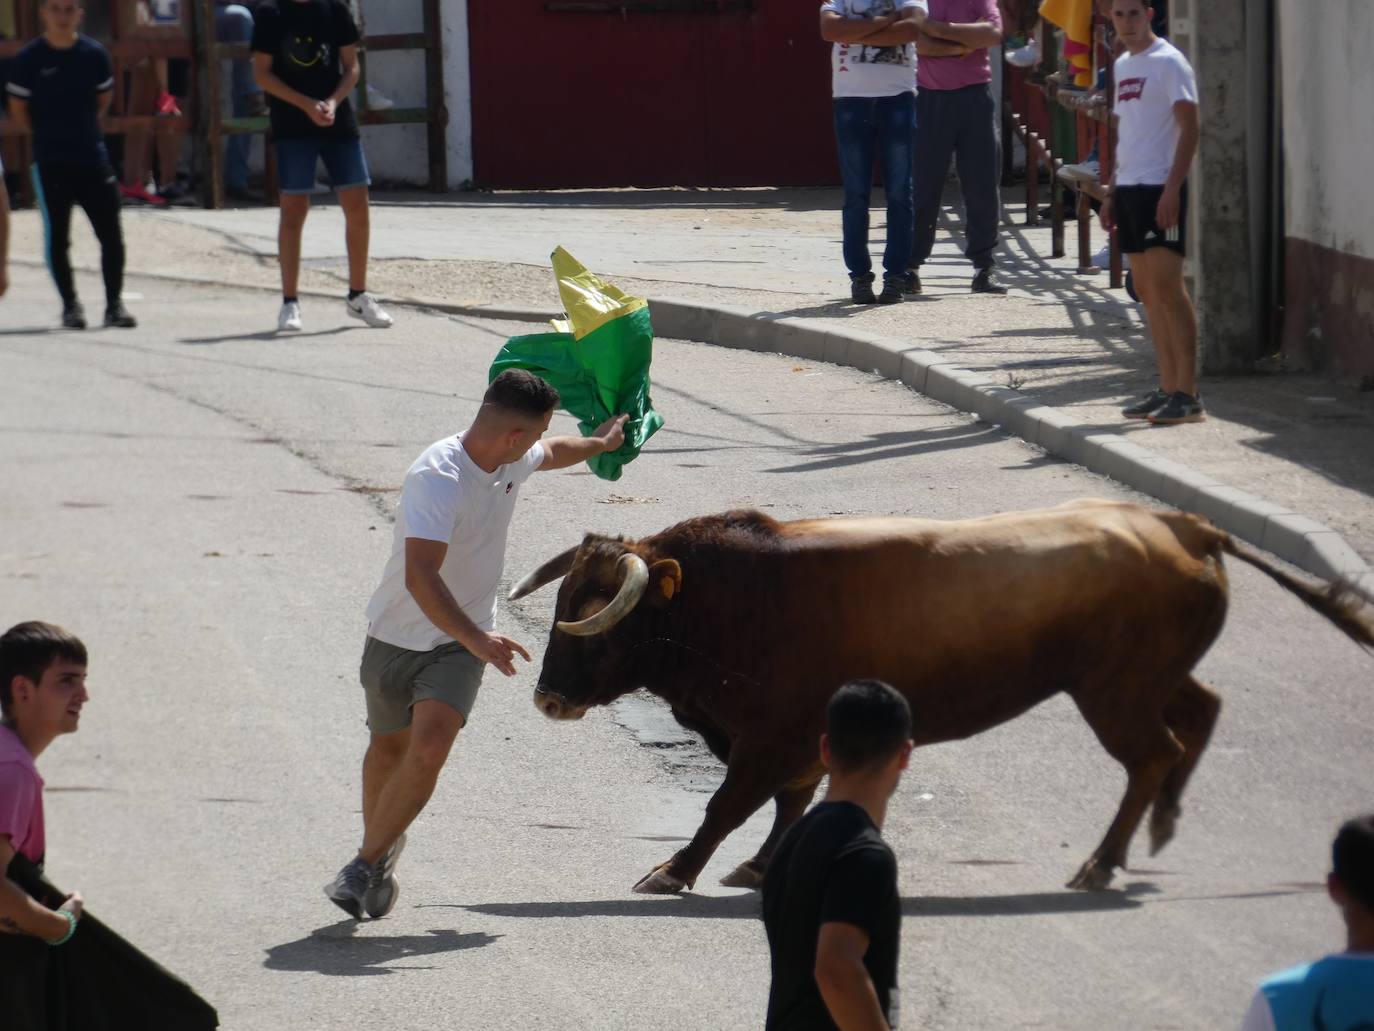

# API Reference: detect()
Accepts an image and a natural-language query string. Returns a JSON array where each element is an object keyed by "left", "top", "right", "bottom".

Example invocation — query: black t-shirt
[
  {"left": 250, "top": 0, "right": 360, "bottom": 140},
  {"left": 761, "top": 801, "right": 902, "bottom": 1030},
  {"left": 5, "top": 35, "right": 113, "bottom": 164}
]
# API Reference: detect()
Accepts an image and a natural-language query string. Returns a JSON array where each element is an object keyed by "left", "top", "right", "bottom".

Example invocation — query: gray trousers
[{"left": 910, "top": 83, "right": 1001, "bottom": 270}]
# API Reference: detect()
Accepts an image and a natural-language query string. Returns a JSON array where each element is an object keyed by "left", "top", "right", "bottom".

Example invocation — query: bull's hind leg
[
  {"left": 1150, "top": 677, "right": 1222, "bottom": 855},
  {"left": 720, "top": 779, "right": 822, "bottom": 888},
  {"left": 1069, "top": 694, "right": 1184, "bottom": 890}
]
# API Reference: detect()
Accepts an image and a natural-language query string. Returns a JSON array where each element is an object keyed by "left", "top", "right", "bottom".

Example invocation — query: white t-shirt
[
  {"left": 1113, "top": 37, "right": 1198, "bottom": 186},
  {"left": 823, "top": 0, "right": 927, "bottom": 99},
  {"left": 364, "top": 435, "right": 546, "bottom": 652}
]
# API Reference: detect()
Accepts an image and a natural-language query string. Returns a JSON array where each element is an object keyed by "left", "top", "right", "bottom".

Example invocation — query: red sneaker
[{"left": 156, "top": 91, "right": 182, "bottom": 117}]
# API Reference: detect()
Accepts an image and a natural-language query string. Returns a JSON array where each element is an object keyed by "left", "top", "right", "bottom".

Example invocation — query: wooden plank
[
  {"left": 193, "top": 0, "right": 225, "bottom": 209},
  {"left": 423, "top": 0, "right": 448, "bottom": 190},
  {"left": 1051, "top": 161, "right": 1065, "bottom": 258}
]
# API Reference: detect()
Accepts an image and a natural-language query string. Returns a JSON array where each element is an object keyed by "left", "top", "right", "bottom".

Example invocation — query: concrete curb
[{"left": 27, "top": 259, "right": 1372, "bottom": 604}]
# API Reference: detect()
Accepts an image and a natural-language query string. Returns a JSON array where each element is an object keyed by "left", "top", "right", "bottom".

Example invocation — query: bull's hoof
[
  {"left": 633, "top": 865, "right": 688, "bottom": 895},
  {"left": 1149, "top": 805, "right": 1180, "bottom": 856},
  {"left": 719, "top": 859, "right": 765, "bottom": 889},
  {"left": 1066, "top": 858, "right": 1116, "bottom": 891}
]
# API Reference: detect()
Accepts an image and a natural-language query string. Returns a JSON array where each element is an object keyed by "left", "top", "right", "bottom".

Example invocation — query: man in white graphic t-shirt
[
  {"left": 324, "top": 369, "right": 628, "bottom": 919},
  {"left": 820, "top": 0, "right": 928, "bottom": 305},
  {"left": 1101, "top": 0, "right": 1204, "bottom": 426}
]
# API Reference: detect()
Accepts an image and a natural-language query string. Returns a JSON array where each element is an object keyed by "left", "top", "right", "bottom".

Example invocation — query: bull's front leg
[{"left": 633, "top": 753, "right": 779, "bottom": 894}]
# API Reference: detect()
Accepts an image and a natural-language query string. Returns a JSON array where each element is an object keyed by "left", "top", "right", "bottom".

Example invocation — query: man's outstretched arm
[{"left": 539, "top": 413, "right": 628, "bottom": 471}]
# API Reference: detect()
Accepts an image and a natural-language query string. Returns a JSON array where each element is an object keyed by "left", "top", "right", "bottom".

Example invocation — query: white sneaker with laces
[
  {"left": 278, "top": 300, "right": 302, "bottom": 332},
  {"left": 347, "top": 292, "right": 394, "bottom": 328},
  {"left": 365, "top": 84, "right": 396, "bottom": 111},
  {"left": 1004, "top": 38, "right": 1040, "bottom": 68},
  {"left": 1058, "top": 158, "right": 1101, "bottom": 183}
]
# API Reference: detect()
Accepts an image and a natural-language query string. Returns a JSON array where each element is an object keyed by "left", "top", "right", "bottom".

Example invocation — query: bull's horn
[
  {"left": 556, "top": 553, "right": 649, "bottom": 637},
  {"left": 509, "top": 545, "right": 580, "bottom": 601}
]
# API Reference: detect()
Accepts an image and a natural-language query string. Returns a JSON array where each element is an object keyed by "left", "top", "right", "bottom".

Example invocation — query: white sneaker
[
  {"left": 347, "top": 292, "right": 393, "bottom": 328},
  {"left": 1004, "top": 38, "right": 1040, "bottom": 68},
  {"left": 365, "top": 84, "right": 395, "bottom": 111},
  {"left": 1091, "top": 242, "right": 1111, "bottom": 270},
  {"left": 278, "top": 300, "right": 302, "bottom": 332},
  {"left": 1058, "top": 158, "right": 1101, "bottom": 183}
]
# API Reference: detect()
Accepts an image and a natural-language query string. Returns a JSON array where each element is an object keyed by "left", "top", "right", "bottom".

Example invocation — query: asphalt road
[{"left": 2, "top": 265, "right": 1371, "bottom": 1030}]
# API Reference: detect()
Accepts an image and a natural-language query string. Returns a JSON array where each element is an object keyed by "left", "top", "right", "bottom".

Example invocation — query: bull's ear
[{"left": 645, "top": 559, "right": 682, "bottom": 608}]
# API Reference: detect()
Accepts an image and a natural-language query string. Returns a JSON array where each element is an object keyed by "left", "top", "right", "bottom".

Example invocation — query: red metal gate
[{"left": 468, "top": 0, "right": 838, "bottom": 188}]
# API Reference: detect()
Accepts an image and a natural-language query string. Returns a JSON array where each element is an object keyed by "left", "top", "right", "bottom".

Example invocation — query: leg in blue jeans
[
  {"left": 954, "top": 85, "right": 1001, "bottom": 270},
  {"left": 876, "top": 91, "right": 916, "bottom": 278},
  {"left": 216, "top": 4, "right": 256, "bottom": 191},
  {"left": 833, "top": 98, "right": 878, "bottom": 279}
]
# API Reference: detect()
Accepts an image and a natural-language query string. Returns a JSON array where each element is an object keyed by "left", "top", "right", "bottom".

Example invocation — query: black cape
[{"left": 0, "top": 854, "right": 219, "bottom": 1030}]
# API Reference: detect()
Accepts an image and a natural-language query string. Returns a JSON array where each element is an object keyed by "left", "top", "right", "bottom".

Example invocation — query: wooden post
[
  {"left": 1026, "top": 132, "right": 1040, "bottom": 225},
  {"left": 1050, "top": 160, "right": 1065, "bottom": 258},
  {"left": 423, "top": 0, "right": 448, "bottom": 191},
  {"left": 193, "top": 0, "right": 224, "bottom": 209},
  {"left": 1076, "top": 188, "right": 1092, "bottom": 272}
]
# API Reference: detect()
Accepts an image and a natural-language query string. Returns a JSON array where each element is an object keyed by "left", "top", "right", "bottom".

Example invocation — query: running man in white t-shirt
[
  {"left": 325, "top": 370, "right": 628, "bottom": 919},
  {"left": 1101, "top": 0, "right": 1203, "bottom": 425}
]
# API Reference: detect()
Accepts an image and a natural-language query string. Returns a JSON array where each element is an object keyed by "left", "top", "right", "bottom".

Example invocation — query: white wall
[
  {"left": 357, "top": 0, "right": 472, "bottom": 188},
  {"left": 1278, "top": 0, "right": 1374, "bottom": 260}
]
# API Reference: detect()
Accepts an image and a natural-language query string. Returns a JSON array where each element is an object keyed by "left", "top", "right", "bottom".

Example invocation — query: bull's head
[{"left": 510, "top": 536, "right": 682, "bottom": 721}]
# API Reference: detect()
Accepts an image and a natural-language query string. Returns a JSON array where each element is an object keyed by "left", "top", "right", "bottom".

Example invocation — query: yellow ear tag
[{"left": 660, "top": 577, "right": 676, "bottom": 600}]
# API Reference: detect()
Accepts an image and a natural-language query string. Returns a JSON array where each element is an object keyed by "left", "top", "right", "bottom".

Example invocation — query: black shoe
[
  {"left": 971, "top": 269, "right": 1007, "bottom": 295},
  {"left": 876, "top": 274, "right": 905, "bottom": 304},
  {"left": 324, "top": 856, "right": 372, "bottom": 920},
  {"left": 903, "top": 269, "right": 923, "bottom": 295},
  {"left": 104, "top": 303, "right": 137, "bottom": 328},
  {"left": 1121, "top": 387, "right": 1169, "bottom": 420},
  {"left": 850, "top": 273, "right": 877, "bottom": 305},
  {"left": 62, "top": 302, "right": 87, "bottom": 329},
  {"left": 1147, "top": 392, "right": 1206, "bottom": 425}
]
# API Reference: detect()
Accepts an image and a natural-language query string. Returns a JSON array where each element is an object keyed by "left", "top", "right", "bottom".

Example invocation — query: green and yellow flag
[{"left": 489, "top": 247, "right": 664, "bottom": 481}]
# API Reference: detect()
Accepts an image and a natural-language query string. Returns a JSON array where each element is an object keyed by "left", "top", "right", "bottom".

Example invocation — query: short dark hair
[
  {"left": 825, "top": 679, "right": 912, "bottom": 772},
  {"left": 484, "top": 370, "right": 560, "bottom": 419},
  {"left": 1333, "top": 814, "right": 1374, "bottom": 911},
  {"left": 0, "top": 621, "right": 88, "bottom": 717}
]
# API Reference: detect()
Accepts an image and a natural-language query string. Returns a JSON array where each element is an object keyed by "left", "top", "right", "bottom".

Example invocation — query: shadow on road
[
  {"left": 263, "top": 920, "right": 500, "bottom": 976},
  {"left": 179, "top": 327, "right": 357, "bottom": 345}
]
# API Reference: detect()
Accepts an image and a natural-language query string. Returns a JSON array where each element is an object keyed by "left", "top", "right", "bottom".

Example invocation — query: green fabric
[{"left": 489, "top": 305, "right": 664, "bottom": 482}]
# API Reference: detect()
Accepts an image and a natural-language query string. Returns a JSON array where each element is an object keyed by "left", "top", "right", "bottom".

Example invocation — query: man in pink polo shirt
[
  {"left": 0, "top": 621, "right": 87, "bottom": 944},
  {"left": 908, "top": 0, "right": 1008, "bottom": 295}
]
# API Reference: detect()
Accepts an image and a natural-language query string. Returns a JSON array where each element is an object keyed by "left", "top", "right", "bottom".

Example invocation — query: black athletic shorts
[{"left": 1114, "top": 183, "right": 1188, "bottom": 256}]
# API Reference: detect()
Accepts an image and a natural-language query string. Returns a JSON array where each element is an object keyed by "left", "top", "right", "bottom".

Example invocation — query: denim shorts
[
  {"left": 359, "top": 636, "right": 485, "bottom": 734},
  {"left": 275, "top": 136, "right": 371, "bottom": 195}
]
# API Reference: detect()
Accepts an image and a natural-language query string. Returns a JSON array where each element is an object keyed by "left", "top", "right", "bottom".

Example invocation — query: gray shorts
[{"left": 359, "top": 635, "right": 484, "bottom": 735}]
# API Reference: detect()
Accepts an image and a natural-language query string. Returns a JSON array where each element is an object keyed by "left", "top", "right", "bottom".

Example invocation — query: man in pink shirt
[
  {"left": 0, "top": 621, "right": 87, "bottom": 944},
  {"left": 908, "top": 0, "right": 1008, "bottom": 295}
]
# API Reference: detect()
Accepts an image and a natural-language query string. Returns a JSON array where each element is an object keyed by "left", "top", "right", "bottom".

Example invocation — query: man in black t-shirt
[
  {"left": 762, "top": 680, "right": 915, "bottom": 1030},
  {"left": 5, "top": 0, "right": 136, "bottom": 329},
  {"left": 251, "top": 0, "right": 392, "bottom": 333}
]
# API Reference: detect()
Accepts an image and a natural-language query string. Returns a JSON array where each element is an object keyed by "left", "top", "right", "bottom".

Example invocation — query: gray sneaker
[
  {"left": 365, "top": 833, "right": 406, "bottom": 919},
  {"left": 1122, "top": 387, "right": 1169, "bottom": 420},
  {"left": 1147, "top": 391, "right": 1206, "bottom": 425},
  {"left": 324, "top": 856, "right": 371, "bottom": 919}
]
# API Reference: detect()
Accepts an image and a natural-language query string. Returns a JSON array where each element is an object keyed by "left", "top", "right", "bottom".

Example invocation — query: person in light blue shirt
[{"left": 1240, "top": 814, "right": 1374, "bottom": 1031}]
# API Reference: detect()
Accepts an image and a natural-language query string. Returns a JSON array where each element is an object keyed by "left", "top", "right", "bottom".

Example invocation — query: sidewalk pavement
[{"left": 6, "top": 186, "right": 1372, "bottom": 599}]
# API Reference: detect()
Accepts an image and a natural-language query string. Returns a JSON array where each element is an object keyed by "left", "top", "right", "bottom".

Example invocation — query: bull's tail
[{"left": 1218, "top": 534, "right": 1374, "bottom": 653}]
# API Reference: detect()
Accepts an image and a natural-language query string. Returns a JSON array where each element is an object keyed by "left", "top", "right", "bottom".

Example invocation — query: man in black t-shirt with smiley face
[{"left": 763, "top": 680, "right": 915, "bottom": 1030}]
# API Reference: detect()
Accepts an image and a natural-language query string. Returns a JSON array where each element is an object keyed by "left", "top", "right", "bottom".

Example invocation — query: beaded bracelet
[{"left": 47, "top": 909, "right": 77, "bottom": 947}]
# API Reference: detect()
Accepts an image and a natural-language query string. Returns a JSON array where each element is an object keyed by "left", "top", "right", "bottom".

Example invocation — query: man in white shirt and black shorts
[
  {"left": 1102, "top": 0, "right": 1203, "bottom": 425},
  {"left": 324, "top": 370, "right": 627, "bottom": 919}
]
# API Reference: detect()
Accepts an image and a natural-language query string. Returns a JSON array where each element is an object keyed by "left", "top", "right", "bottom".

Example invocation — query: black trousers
[
  {"left": 31, "top": 159, "right": 125, "bottom": 308},
  {"left": 910, "top": 83, "right": 1001, "bottom": 271}
]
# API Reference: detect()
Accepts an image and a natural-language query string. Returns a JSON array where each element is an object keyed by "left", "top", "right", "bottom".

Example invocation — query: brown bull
[{"left": 511, "top": 499, "right": 1374, "bottom": 894}]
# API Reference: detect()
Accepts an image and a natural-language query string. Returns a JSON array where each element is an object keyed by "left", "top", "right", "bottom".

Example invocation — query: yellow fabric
[
  {"left": 1038, "top": 0, "right": 1095, "bottom": 86},
  {"left": 549, "top": 246, "right": 649, "bottom": 341}
]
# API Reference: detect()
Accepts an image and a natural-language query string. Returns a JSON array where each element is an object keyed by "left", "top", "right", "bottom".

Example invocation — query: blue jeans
[
  {"left": 216, "top": 3, "right": 256, "bottom": 190},
  {"left": 833, "top": 92, "right": 916, "bottom": 280},
  {"left": 276, "top": 137, "right": 371, "bottom": 194}
]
